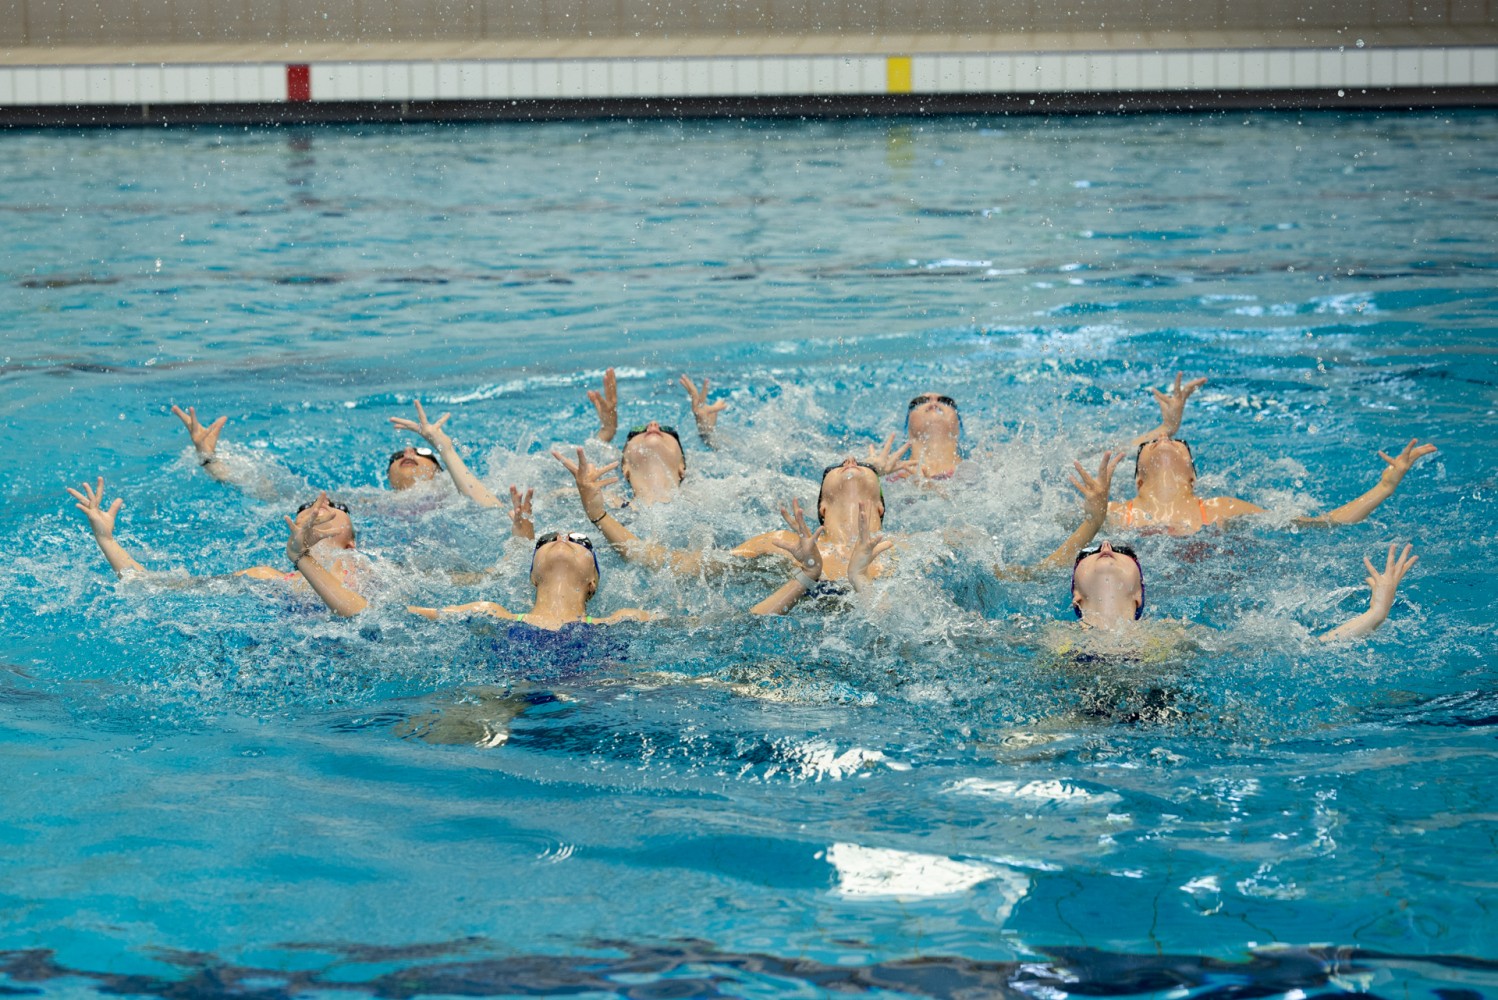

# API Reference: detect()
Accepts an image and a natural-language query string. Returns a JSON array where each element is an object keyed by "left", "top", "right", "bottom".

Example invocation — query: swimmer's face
[
  {"left": 387, "top": 446, "right": 442, "bottom": 491},
  {"left": 817, "top": 457, "right": 884, "bottom": 522},
  {"left": 907, "top": 392, "right": 960, "bottom": 439},
  {"left": 530, "top": 532, "right": 600, "bottom": 599},
  {"left": 1071, "top": 542, "right": 1143, "bottom": 617},
  {"left": 1135, "top": 438, "right": 1195, "bottom": 487},
  {"left": 293, "top": 496, "right": 356, "bottom": 549},
  {"left": 620, "top": 422, "right": 685, "bottom": 487}
]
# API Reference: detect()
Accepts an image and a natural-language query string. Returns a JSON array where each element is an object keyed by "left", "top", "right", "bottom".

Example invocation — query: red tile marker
[{"left": 286, "top": 64, "right": 311, "bottom": 102}]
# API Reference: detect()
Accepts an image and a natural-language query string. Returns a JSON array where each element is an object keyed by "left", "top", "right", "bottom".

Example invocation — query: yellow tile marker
[{"left": 887, "top": 56, "right": 913, "bottom": 94}]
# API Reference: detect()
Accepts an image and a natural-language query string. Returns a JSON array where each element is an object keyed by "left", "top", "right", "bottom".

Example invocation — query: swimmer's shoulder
[
  {"left": 408, "top": 600, "right": 512, "bottom": 621},
  {"left": 1201, "top": 495, "right": 1263, "bottom": 520},
  {"left": 731, "top": 529, "right": 794, "bottom": 558}
]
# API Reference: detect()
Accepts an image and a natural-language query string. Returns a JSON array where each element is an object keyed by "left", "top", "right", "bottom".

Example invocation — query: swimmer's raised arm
[
  {"left": 1128, "top": 372, "right": 1206, "bottom": 450},
  {"left": 679, "top": 374, "right": 728, "bottom": 448},
  {"left": 508, "top": 486, "right": 535, "bottom": 540},
  {"left": 752, "top": 499, "right": 825, "bottom": 615},
  {"left": 67, "top": 477, "right": 146, "bottom": 578},
  {"left": 589, "top": 368, "right": 619, "bottom": 444},
  {"left": 389, "top": 400, "right": 502, "bottom": 508},
  {"left": 553, "top": 447, "right": 707, "bottom": 574},
  {"left": 286, "top": 498, "right": 367, "bottom": 617},
  {"left": 848, "top": 500, "right": 894, "bottom": 594},
  {"left": 1295, "top": 439, "right": 1437, "bottom": 527},
  {"left": 171, "top": 404, "right": 280, "bottom": 501},
  {"left": 1034, "top": 450, "right": 1123, "bottom": 572},
  {"left": 1319, "top": 542, "right": 1418, "bottom": 642}
]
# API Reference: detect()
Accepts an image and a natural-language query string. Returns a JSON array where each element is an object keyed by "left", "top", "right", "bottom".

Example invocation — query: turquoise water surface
[{"left": 2, "top": 112, "right": 1496, "bottom": 998}]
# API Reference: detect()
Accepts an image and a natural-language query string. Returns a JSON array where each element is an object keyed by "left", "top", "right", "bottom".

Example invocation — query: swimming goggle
[
  {"left": 388, "top": 446, "right": 443, "bottom": 470},
  {"left": 535, "top": 531, "right": 594, "bottom": 551},
  {"left": 1071, "top": 543, "right": 1145, "bottom": 620},
  {"left": 295, "top": 498, "right": 351, "bottom": 516},
  {"left": 1134, "top": 438, "right": 1194, "bottom": 478},
  {"left": 625, "top": 424, "right": 684, "bottom": 454},
  {"left": 530, "top": 530, "right": 601, "bottom": 581},
  {"left": 816, "top": 461, "right": 885, "bottom": 521},
  {"left": 908, "top": 394, "right": 958, "bottom": 411}
]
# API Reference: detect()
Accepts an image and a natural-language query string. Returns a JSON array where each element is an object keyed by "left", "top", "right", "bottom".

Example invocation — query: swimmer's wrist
[
  {"left": 588, "top": 509, "right": 609, "bottom": 525},
  {"left": 793, "top": 569, "right": 819, "bottom": 590}
]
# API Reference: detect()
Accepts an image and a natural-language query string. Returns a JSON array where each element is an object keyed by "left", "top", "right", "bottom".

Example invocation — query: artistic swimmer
[
  {"left": 554, "top": 448, "right": 894, "bottom": 588},
  {"left": 1059, "top": 538, "right": 1419, "bottom": 652},
  {"left": 171, "top": 399, "right": 500, "bottom": 506},
  {"left": 583, "top": 368, "right": 727, "bottom": 507},
  {"left": 67, "top": 478, "right": 369, "bottom": 616},
  {"left": 1109, "top": 374, "right": 1436, "bottom": 536},
  {"left": 408, "top": 484, "right": 845, "bottom": 628},
  {"left": 865, "top": 381, "right": 1183, "bottom": 484}
]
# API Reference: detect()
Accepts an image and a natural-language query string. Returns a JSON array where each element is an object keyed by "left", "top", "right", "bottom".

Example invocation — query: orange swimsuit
[{"left": 1121, "top": 499, "right": 1216, "bottom": 528}]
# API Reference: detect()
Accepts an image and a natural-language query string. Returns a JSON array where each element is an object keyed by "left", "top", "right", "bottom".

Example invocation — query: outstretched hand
[
  {"left": 552, "top": 447, "right": 620, "bottom": 521},
  {"left": 1070, "top": 450, "right": 1123, "bottom": 524},
  {"left": 588, "top": 368, "right": 619, "bottom": 442},
  {"left": 508, "top": 485, "right": 535, "bottom": 540},
  {"left": 848, "top": 500, "right": 894, "bottom": 588},
  {"left": 171, "top": 405, "right": 227, "bottom": 458},
  {"left": 285, "top": 495, "right": 341, "bottom": 564},
  {"left": 1377, "top": 439, "right": 1437, "bottom": 487},
  {"left": 679, "top": 374, "right": 728, "bottom": 432},
  {"left": 1364, "top": 541, "right": 1418, "bottom": 614},
  {"left": 1151, "top": 372, "right": 1207, "bottom": 438},
  {"left": 389, "top": 399, "right": 453, "bottom": 449},
  {"left": 771, "top": 498, "right": 824, "bottom": 579},
  {"left": 66, "top": 476, "right": 124, "bottom": 538},
  {"left": 865, "top": 433, "right": 918, "bottom": 478}
]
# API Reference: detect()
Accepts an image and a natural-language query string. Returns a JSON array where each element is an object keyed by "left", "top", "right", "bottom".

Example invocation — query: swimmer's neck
[
  {"left": 527, "top": 577, "right": 592, "bottom": 625},
  {"left": 909, "top": 431, "right": 959, "bottom": 477},
  {"left": 818, "top": 500, "right": 882, "bottom": 546},
  {"left": 1135, "top": 470, "right": 1198, "bottom": 510},
  {"left": 1075, "top": 598, "right": 1138, "bottom": 631},
  {"left": 625, "top": 461, "right": 680, "bottom": 505}
]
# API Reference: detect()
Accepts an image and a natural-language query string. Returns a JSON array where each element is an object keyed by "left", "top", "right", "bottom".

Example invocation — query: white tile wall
[
  {"left": 1265, "top": 51, "right": 1292, "bottom": 88},
  {"left": 1138, "top": 53, "right": 1164, "bottom": 89},
  {"left": 1343, "top": 50, "right": 1371, "bottom": 87},
  {"left": 759, "top": 57, "right": 789, "bottom": 95},
  {"left": 988, "top": 55, "right": 1012, "bottom": 92},
  {"left": 1083, "top": 53, "right": 1112, "bottom": 90},
  {"left": 410, "top": 62, "right": 438, "bottom": 100},
  {"left": 1317, "top": 49, "right": 1342, "bottom": 88},
  {"left": 1291, "top": 50, "right": 1318, "bottom": 87},
  {"left": 1368, "top": 48, "right": 1396, "bottom": 85},
  {"left": 1012, "top": 55, "right": 1040, "bottom": 91},
  {"left": 60, "top": 67, "right": 85, "bottom": 102},
  {"left": 660, "top": 59, "right": 687, "bottom": 95},
  {"left": 1162, "top": 51, "right": 1190, "bottom": 88},
  {"left": 708, "top": 57, "right": 735, "bottom": 95},
  {"left": 1188, "top": 51, "right": 1215, "bottom": 88},
  {"left": 161, "top": 65, "right": 189, "bottom": 102},
  {"left": 1474, "top": 47, "right": 1497, "bottom": 83},
  {"left": 1, "top": 47, "right": 1496, "bottom": 108}
]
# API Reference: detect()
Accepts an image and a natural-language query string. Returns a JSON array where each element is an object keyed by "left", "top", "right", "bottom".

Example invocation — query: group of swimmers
[{"left": 69, "top": 369, "right": 1435, "bottom": 654}]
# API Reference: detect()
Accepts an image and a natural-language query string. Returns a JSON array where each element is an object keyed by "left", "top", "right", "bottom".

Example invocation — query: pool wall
[{"left": 2, "top": 1, "right": 1497, "bottom": 122}]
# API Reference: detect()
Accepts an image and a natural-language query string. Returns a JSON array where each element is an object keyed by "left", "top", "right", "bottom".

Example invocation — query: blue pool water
[{"left": 2, "top": 112, "right": 1496, "bottom": 998}]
